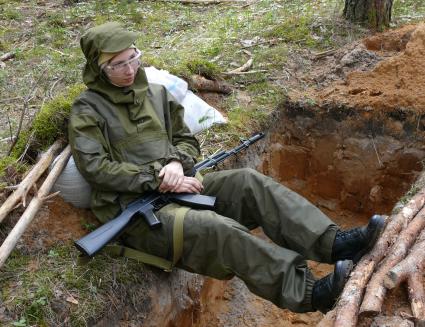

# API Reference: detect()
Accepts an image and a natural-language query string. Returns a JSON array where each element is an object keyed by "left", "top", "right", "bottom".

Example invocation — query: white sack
[
  {"left": 145, "top": 66, "right": 227, "bottom": 134},
  {"left": 181, "top": 90, "right": 226, "bottom": 134},
  {"left": 51, "top": 156, "right": 92, "bottom": 208},
  {"left": 144, "top": 66, "right": 188, "bottom": 103}
]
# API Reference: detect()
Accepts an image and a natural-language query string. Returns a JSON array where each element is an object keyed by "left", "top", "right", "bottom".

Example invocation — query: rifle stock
[{"left": 75, "top": 132, "right": 265, "bottom": 257}]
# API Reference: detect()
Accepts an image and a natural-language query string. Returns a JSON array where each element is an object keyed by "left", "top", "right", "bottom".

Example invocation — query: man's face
[{"left": 103, "top": 48, "right": 141, "bottom": 87}]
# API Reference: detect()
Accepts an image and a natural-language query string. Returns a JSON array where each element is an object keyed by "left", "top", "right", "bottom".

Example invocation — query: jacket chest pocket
[{"left": 113, "top": 132, "right": 172, "bottom": 165}]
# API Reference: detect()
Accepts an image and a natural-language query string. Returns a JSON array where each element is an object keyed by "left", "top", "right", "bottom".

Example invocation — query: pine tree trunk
[{"left": 343, "top": 0, "right": 393, "bottom": 30}]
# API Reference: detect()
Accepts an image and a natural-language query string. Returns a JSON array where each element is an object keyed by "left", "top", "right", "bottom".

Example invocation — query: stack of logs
[
  {"left": 0, "top": 140, "right": 71, "bottom": 269},
  {"left": 321, "top": 190, "right": 425, "bottom": 326}
]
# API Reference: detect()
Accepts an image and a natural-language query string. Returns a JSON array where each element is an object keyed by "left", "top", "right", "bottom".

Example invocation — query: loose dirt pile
[{"left": 316, "top": 23, "right": 425, "bottom": 113}]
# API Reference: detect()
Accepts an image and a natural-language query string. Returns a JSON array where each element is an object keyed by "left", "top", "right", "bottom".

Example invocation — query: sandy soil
[
  {"left": 316, "top": 23, "right": 425, "bottom": 113},
  {"left": 20, "top": 197, "right": 97, "bottom": 253}
]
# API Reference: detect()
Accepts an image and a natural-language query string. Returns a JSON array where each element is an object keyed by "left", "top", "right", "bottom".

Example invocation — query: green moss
[
  {"left": 17, "top": 84, "right": 85, "bottom": 157},
  {"left": 36, "top": 84, "right": 84, "bottom": 142},
  {"left": 0, "top": 155, "right": 29, "bottom": 181},
  {"left": 185, "top": 58, "right": 220, "bottom": 79}
]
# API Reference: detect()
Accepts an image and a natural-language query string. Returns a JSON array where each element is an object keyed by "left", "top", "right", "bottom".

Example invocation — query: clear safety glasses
[{"left": 104, "top": 49, "right": 142, "bottom": 75}]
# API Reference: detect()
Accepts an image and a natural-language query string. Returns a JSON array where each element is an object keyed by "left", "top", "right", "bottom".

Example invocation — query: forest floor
[{"left": 0, "top": 0, "right": 425, "bottom": 326}]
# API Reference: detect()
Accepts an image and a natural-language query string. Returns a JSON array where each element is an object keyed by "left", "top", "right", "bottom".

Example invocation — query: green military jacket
[{"left": 69, "top": 22, "right": 200, "bottom": 222}]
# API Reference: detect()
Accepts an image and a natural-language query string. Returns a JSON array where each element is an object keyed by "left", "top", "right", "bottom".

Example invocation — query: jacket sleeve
[
  {"left": 69, "top": 99, "right": 161, "bottom": 193},
  {"left": 167, "top": 96, "right": 201, "bottom": 173}
]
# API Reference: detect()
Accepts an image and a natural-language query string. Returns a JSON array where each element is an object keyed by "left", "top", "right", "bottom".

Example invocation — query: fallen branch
[
  {"left": 333, "top": 190, "right": 425, "bottom": 327},
  {"left": 223, "top": 69, "right": 267, "bottom": 76},
  {"left": 0, "top": 145, "right": 71, "bottom": 269},
  {"left": 313, "top": 49, "right": 337, "bottom": 60},
  {"left": 360, "top": 206, "right": 425, "bottom": 317},
  {"left": 226, "top": 58, "right": 253, "bottom": 74},
  {"left": 40, "top": 190, "right": 61, "bottom": 202},
  {"left": 0, "top": 139, "right": 64, "bottom": 224},
  {"left": 189, "top": 75, "right": 232, "bottom": 94},
  {"left": 0, "top": 136, "right": 16, "bottom": 143},
  {"left": 0, "top": 52, "right": 15, "bottom": 62}
]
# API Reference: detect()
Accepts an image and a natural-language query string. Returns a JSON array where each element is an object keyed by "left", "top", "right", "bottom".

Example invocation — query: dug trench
[
  {"left": 14, "top": 100, "right": 424, "bottom": 327},
  {"left": 4, "top": 100, "right": 425, "bottom": 327},
  {"left": 190, "top": 101, "right": 425, "bottom": 327},
  {"left": 102, "top": 23, "right": 425, "bottom": 326}
]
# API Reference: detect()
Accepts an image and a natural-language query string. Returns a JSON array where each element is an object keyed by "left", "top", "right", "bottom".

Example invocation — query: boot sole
[
  {"left": 334, "top": 259, "right": 354, "bottom": 289},
  {"left": 353, "top": 215, "right": 386, "bottom": 263},
  {"left": 331, "top": 260, "right": 354, "bottom": 310}
]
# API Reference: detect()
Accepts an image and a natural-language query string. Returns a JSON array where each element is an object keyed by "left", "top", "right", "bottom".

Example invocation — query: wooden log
[
  {"left": 334, "top": 190, "right": 425, "bottom": 327},
  {"left": 407, "top": 271, "right": 425, "bottom": 326},
  {"left": 0, "top": 145, "right": 71, "bottom": 269},
  {"left": 0, "top": 139, "right": 64, "bottom": 224},
  {"left": 189, "top": 75, "right": 232, "bottom": 94},
  {"left": 384, "top": 227, "right": 425, "bottom": 289},
  {"left": 360, "top": 206, "right": 425, "bottom": 317}
]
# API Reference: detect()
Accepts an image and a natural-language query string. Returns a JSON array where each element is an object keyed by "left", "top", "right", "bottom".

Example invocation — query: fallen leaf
[{"left": 66, "top": 296, "right": 78, "bottom": 305}]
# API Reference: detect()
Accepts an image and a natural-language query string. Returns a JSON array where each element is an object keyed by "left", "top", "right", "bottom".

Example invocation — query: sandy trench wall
[{"left": 236, "top": 105, "right": 425, "bottom": 218}]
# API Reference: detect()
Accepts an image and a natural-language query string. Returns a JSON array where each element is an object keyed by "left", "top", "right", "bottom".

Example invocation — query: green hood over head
[{"left": 80, "top": 22, "right": 148, "bottom": 105}]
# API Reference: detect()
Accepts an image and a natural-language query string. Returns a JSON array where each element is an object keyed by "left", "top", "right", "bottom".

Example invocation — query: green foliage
[
  {"left": 393, "top": 0, "right": 425, "bottom": 20},
  {"left": 32, "top": 84, "right": 85, "bottom": 145},
  {"left": 266, "top": 14, "right": 323, "bottom": 47},
  {"left": 1, "top": 8, "right": 22, "bottom": 21},
  {"left": 0, "top": 155, "right": 28, "bottom": 182},
  {"left": 12, "top": 318, "right": 27, "bottom": 327},
  {"left": 1, "top": 245, "right": 150, "bottom": 326},
  {"left": 11, "top": 83, "right": 86, "bottom": 158}
]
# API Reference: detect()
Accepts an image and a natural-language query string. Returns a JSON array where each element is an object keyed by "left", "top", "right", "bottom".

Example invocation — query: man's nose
[{"left": 123, "top": 63, "right": 135, "bottom": 74}]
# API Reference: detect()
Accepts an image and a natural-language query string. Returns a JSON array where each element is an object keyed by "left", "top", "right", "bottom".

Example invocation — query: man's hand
[
  {"left": 172, "top": 176, "right": 203, "bottom": 194},
  {"left": 158, "top": 160, "right": 184, "bottom": 193}
]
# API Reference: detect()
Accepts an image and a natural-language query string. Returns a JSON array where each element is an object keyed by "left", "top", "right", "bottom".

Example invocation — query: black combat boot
[
  {"left": 331, "top": 214, "right": 386, "bottom": 263},
  {"left": 312, "top": 260, "right": 353, "bottom": 313}
]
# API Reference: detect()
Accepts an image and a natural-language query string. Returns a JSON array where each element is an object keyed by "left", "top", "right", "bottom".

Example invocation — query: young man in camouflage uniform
[{"left": 69, "top": 22, "right": 385, "bottom": 314}]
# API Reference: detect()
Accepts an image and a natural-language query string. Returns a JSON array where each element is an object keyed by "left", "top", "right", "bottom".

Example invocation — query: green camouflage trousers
[{"left": 123, "top": 168, "right": 337, "bottom": 312}]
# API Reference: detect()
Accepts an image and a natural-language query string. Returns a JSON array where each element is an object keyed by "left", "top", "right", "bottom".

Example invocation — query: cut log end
[{"left": 383, "top": 271, "right": 399, "bottom": 290}]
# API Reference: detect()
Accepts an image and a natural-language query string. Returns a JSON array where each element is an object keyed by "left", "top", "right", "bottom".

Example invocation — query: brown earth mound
[
  {"left": 363, "top": 24, "right": 416, "bottom": 52},
  {"left": 317, "top": 23, "right": 425, "bottom": 113}
]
